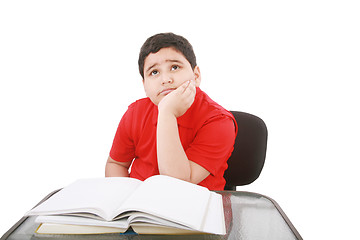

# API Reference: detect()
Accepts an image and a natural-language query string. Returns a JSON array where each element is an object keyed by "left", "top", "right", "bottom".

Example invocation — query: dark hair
[{"left": 138, "top": 32, "right": 197, "bottom": 79}]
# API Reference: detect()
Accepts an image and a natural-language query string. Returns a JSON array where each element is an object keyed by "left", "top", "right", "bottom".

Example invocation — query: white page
[
  {"left": 26, "top": 177, "right": 142, "bottom": 220},
  {"left": 200, "top": 192, "right": 226, "bottom": 235},
  {"left": 114, "top": 175, "right": 211, "bottom": 230},
  {"left": 128, "top": 212, "right": 192, "bottom": 229},
  {"left": 36, "top": 223, "right": 125, "bottom": 234},
  {"left": 35, "top": 215, "right": 129, "bottom": 229}
]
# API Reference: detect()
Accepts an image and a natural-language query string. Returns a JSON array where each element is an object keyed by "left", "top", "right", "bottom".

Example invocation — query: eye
[
  {"left": 171, "top": 65, "right": 179, "bottom": 71},
  {"left": 151, "top": 70, "right": 159, "bottom": 76}
]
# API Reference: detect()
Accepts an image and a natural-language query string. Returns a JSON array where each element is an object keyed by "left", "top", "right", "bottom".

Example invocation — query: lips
[{"left": 159, "top": 88, "right": 176, "bottom": 96}]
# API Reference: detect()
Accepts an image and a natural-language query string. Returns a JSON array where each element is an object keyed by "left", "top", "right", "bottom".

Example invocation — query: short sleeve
[
  {"left": 185, "top": 115, "right": 236, "bottom": 176},
  {"left": 109, "top": 106, "right": 136, "bottom": 162}
]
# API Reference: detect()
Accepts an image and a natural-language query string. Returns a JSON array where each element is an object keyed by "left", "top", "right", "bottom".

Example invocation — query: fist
[{"left": 158, "top": 80, "right": 196, "bottom": 118}]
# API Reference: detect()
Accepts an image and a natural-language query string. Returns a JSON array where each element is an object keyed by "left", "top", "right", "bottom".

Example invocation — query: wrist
[{"left": 158, "top": 109, "right": 177, "bottom": 122}]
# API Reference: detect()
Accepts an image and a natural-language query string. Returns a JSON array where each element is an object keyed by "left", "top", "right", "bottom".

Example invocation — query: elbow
[
  {"left": 158, "top": 168, "right": 191, "bottom": 183},
  {"left": 105, "top": 156, "right": 131, "bottom": 177}
]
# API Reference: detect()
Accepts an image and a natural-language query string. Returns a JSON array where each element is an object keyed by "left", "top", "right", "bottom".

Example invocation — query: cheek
[
  {"left": 143, "top": 82, "right": 153, "bottom": 97},
  {"left": 143, "top": 83, "right": 149, "bottom": 97},
  {"left": 144, "top": 85, "right": 158, "bottom": 104},
  {"left": 176, "top": 72, "right": 194, "bottom": 84}
]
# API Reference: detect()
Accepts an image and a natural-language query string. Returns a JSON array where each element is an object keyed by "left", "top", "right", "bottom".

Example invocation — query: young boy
[{"left": 105, "top": 33, "right": 237, "bottom": 190}]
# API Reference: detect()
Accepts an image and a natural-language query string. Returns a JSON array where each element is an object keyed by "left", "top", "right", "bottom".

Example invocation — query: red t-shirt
[{"left": 110, "top": 88, "right": 237, "bottom": 190}]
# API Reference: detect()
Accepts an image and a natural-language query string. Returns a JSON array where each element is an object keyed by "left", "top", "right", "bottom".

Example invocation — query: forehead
[{"left": 144, "top": 47, "right": 189, "bottom": 68}]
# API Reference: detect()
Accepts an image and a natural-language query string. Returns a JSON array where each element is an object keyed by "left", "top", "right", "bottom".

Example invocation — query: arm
[
  {"left": 157, "top": 80, "right": 210, "bottom": 184},
  {"left": 105, "top": 156, "right": 131, "bottom": 177},
  {"left": 106, "top": 105, "right": 135, "bottom": 178}
]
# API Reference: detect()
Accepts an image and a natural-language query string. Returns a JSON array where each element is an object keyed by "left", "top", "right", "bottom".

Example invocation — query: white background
[{"left": 1, "top": 0, "right": 359, "bottom": 239}]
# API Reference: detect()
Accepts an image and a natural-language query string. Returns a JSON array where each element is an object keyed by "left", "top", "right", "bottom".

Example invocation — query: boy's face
[{"left": 142, "top": 47, "right": 201, "bottom": 106}]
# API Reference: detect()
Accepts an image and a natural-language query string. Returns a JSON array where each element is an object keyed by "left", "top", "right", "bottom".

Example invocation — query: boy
[{"left": 105, "top": 33, "right": 237, "bottom": 190}]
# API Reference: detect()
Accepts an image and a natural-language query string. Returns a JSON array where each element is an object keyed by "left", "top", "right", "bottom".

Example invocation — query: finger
[
  {"left": 183, "top": 82, "right": 196, "bottom": 101},
  {"left": 182, "top": 81, "right": 193, "bottom": 94},
  {"left": 185, "top": 80, "right": 196, "bottom": 94},
  {"left": 175, "top": 80, "right": 190, "bottom": 94},
  {"left": 189, "top": 80, "right": 196, "bottom": 91}
]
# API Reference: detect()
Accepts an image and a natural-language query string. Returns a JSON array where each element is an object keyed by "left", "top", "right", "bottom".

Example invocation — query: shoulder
[
  {"left": 125, "top": 97, "right": 155, "bottom": 116},
  {"left": 128, "top": 97, "right": 153, "bottom": 110},
  {"left": 122, "top": 97, "right": 157, "bottom": 130},
  {"left": 194, "top": 88, "right": 235, "bottom": 122},
  {"left": 179, "top": 88, "right": 237, "bottom": 133}
]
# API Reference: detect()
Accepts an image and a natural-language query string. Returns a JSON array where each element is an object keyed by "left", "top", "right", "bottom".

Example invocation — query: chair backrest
[{"left": 224, "top": 111, "right": 268, "bottom": 190}]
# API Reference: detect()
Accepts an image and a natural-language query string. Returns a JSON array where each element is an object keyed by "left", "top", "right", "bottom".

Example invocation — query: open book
[{"left": 25, "top": 175, "right": 226, "bottom": 235}]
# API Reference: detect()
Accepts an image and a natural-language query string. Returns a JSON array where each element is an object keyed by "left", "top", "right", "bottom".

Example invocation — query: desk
[{"left": 1, "top": 191, "right": 302, "bottom": 240}]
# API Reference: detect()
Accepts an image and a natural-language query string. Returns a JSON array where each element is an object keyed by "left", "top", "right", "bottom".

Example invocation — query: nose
[{"left": 161, "top": 74, "right": 173, "bottom": 85}]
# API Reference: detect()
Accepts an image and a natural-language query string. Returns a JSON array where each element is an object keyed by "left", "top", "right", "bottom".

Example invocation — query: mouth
[{"left": 159, "top": 88, "right": 176, "bottom": 96}]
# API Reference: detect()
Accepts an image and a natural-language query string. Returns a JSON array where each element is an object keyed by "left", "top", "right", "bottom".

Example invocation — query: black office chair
[
  {"left": 224, "top": 111, "right": 268, "bottom": 190},
  {"left": 222, "top": 112, "right": 303, "bottom": 239}
]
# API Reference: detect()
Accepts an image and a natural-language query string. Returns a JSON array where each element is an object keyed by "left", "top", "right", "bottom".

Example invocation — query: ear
[{"left": 193, "top": 66, "right": 201, "bottom": 87}]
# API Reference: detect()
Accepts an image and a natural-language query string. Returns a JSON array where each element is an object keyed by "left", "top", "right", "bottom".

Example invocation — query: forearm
[
  {"left": 156, "top": 111, "right": 191, "bottom": 181},
  {"left": 156, "top": 80, "right": 209, "bottom": 183}
]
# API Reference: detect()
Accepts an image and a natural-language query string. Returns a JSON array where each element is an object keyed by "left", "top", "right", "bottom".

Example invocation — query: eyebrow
[{"left": 145, "top": 59, "right": 183, "bottom": 74}]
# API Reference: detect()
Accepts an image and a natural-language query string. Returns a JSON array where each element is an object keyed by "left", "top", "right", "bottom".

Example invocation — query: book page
[
  {"left": 35, "top": 215, "right": 128, "bottom": 229},
  {"left": 114, "top": 175, "right": 211, "bottom": 231},
  {"left": 127, "top": 212, "right": 192, "bottom": 229},
  {"left": 199, "top": 192, "right": 226, "bottom": 234},
  {"left": 131, "top": 224, "right": 205, "bottom": 235},
  {"left": 26, "top": 177, "right": 142, "bottom": 221},
  {"left": 36, "top": 223, "right": 125, "bottom": 235}
]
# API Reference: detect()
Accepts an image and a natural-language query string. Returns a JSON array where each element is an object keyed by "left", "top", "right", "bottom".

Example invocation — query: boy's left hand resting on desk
[{"left": 156, "top": 80, "right": 210, "bottom": 184}]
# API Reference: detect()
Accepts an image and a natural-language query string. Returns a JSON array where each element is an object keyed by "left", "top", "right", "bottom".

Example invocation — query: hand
[{"left": 158, "top": 80, "right": 196, "bottom": 118}]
